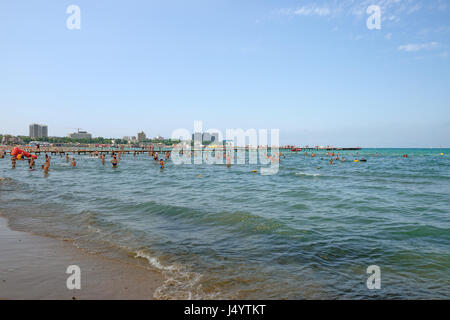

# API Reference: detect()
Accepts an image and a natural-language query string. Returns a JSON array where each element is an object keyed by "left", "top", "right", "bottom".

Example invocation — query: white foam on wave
[
  {"left": 134, "top": 250, "right": 179, "bottom": 271},
  {"left": 87, "top": 225, "right": 102, "bottom": 233},
  {"left": 295, "top": 171, "right": 320, "bottom": 177},
  {"left": 133, "top": 249, "right": 223, "bottom": 300}
]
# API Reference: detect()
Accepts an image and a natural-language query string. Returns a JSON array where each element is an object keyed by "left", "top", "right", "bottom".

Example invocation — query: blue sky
[{"left": 1, "top": 0, "right": 449, "bottom": 147}]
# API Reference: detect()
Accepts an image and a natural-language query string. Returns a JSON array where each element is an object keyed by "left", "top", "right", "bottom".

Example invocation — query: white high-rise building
[
  {"left": 41, "top": 125, "right": 48, "bottom": 138},
  {"left": 29, "top": 123, "right": 48, "bottom": 139}
]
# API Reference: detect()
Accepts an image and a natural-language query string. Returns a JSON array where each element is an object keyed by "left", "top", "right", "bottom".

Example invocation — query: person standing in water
[
  {"left": 42, "top": 160, "right": 49, "bottom": 173},
  {"left": 11, "top": 156, "right": 16, "bottom": 169},
  {"left": 29, "top": 157, "right": 35, "bottom": 170},
  {"left": 66, "top": 153, "right": 70, "bottom": 163},
  {"left": 101, "top": 154, "right": 105, "bottom": 165},
  {"left": 160, "top": 159, "right": 164, "bottom": 169},
  {"left": 71, "top": 158, "right": 77, "bottom": 167},
  {"left": 111, "top": 155, "right": 119, "bottom": 168},
  {"left": 45, "top": 154, "right": 51, "bottom": 168}
]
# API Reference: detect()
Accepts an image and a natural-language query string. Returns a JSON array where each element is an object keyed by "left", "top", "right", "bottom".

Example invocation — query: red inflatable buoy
[{"left": 11, "top": 147, "right": 37, "bottom": 159}]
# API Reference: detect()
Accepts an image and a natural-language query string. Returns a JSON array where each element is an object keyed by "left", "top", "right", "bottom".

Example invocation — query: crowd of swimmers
[
  {"left": 2, "top": 146, "right": 409, "bottom": 175},
  {"left": 303, "top": 150, "right": 376, "bottom": 168},
  {"left": 2, "top": 146, "right": 287, "bottom": 173},
  {"left": 2, "top": 146, "right": 174, "bottom": 174}
]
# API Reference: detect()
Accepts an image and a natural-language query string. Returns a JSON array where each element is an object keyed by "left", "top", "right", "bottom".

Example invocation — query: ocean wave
[
  {"left": 380, "top": 224, "right": 450, "bottom": 239},
  {"left": 0, "top": 177, "right": 14, "bottom": 184},
  {"left": 294, "top": 171, "right": 320, "bottom": 177},
  {"left": 128, "top": 201, "right": 285, "bottom": 233},
  {"left": 133, "top": 249, "right": 224, "bottom": 300},
  {"left": 134, "top": 250, "right": 179, "bottom": 272}
]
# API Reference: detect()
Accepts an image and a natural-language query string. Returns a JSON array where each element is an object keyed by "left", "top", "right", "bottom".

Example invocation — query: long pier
[{"left": 1, "top": 146, "right": 361, "bottom": 156}]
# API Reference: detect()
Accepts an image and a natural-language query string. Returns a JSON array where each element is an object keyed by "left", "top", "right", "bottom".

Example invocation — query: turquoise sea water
[{"left": 0, "top": 148, "right": 449, "bottom": 299}]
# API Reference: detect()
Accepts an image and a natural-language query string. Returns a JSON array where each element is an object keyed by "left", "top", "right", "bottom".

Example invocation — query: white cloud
[
  {"left": 278, "top": 0, "right": 427, "bottom": 20},
  {"left": 407, "top": 4, "right": 422, "bottom": 14},
  {"left": 385, "top": 33, "right": 392, "bottom": 40},
  {"left": 419, "top": 26, "right": 450, "bottom": 35},
  {"left": 398, "top": 42, "right": 439, "bottom": 52},
  {"left": 279, "top": 5, "right": 333, "bottom": 17},
  {"left": 350, "top": 34, "right": 364, "bottom": 41},
  {"left": 387, "top": 15, "right": 400, "bottom": 22}
]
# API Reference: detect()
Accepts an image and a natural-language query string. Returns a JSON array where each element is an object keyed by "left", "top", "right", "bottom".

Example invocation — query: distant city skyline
[{"left": 1, "top": 1, "right": 450, "bottom": 147}]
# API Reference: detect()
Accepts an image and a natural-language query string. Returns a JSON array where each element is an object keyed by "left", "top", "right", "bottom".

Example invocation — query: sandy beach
[{"left": 0, "top": 216, "right": 164, "bottom": 300}]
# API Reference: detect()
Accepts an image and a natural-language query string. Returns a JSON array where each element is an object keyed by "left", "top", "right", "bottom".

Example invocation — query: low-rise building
[
  {"left": 2, "top": 135, "right": 24, "bottom": 145},
  {"left": 68, "top": 129, "right": 92, "bottom": 139},
  {"left": 137, "top": 131, "right": 147, "bottom": 142}
]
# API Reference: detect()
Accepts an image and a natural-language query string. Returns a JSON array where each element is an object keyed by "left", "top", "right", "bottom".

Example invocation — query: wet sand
[{"left": 0, "top": 217, "right": 164, "bottom": 299}]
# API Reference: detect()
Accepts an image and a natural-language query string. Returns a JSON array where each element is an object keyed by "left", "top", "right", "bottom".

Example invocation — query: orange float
[{"left": 11, "top": 147, "right": 38, "bottom": 159}]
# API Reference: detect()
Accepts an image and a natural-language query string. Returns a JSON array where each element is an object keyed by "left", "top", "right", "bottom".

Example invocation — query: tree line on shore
[{"left": 0, "top": 134, "right": 181, "bottom": 146}]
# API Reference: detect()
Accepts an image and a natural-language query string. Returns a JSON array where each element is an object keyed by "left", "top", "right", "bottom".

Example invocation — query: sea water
[{"left": 0, "top": 148, "right": 449, "bottom": 299}]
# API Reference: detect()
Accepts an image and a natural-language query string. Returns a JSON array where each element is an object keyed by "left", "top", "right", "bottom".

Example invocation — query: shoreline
[{"left": 0, "top": 216, "right": 164, "bottom": 300}]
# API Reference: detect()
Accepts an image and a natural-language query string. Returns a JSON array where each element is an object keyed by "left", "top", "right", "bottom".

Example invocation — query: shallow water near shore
[{"left": 1, "top": 148, "right": 449, "bottom": 299}]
